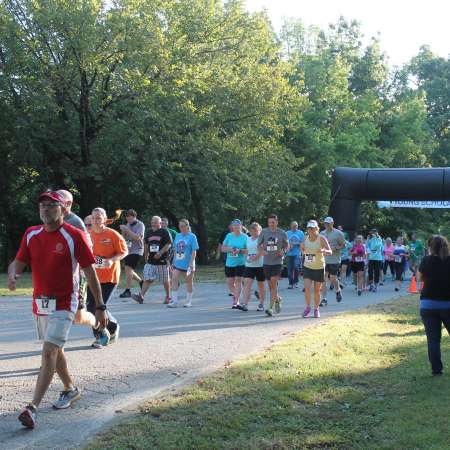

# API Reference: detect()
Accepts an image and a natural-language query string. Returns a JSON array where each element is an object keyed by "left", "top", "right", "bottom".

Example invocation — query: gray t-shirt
[
  {"left": 65, "top": 212, "right": 86, "bottom": 232},
  {"left": 320, "top": 228, "right": 345, "bottom": 264},
  {"left": 257, "top": 228, "right": 289, "bottom": 266},
  {"left": 125, "top": 220, "right": 145, "bottom": 256}
]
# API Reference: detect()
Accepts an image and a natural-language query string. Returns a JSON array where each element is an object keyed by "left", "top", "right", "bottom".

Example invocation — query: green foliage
[{"left": 0, "top": 4, "right": 447, "bottom": 267}]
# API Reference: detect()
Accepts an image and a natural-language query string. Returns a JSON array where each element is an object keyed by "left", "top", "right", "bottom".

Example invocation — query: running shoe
[
  {"left": 239, "top": 304, "right": 248, "bottom": 312},
  {"left": 132, "top": 293, "right": 144, "bottom": 304},
  {"left": 163, "top": 297, "right": 171, "bottom": 304},
  {"left": 320, "top": 298, "right": 328, "bottom": 307},
  {"left": 231, "top": 303, "right": 239, "bottom": 309},
  {"left": 339, "top": 283, "right": 344, "bottom": 290},
  {"left": 167, "top": 301, "right": 178, "bottom": 308},
  {"left": 379, "top": 282, "right": 384, "bottom": 286},
  {"left": 329, "top": 284, "right": 334, "bottom": 290},
  {"left": 302, "top": 306, "right": 311, "bottom": 318},
  {"left": 18, "top": 404, "right": 37, "bottom": 429},
  {"left": 357, "top": 290, "right": 362, "bottom": 296},
  {"left": 109, "top": 324, "right": 120, "bottom": 344},
  {"left": 265, "top": 307, "right": 273, "bottom": 317},
  {"left": 369, "top": 284, "right": 374, "bottom": 292},
  {"left": 336, "top": 292, "right": 342, "bottom": 303},
  {"left": 395, "top": 287, "right": 399, "bottom": 292},
  {"left": 183, "top": 301, "right": 192, "bottom": 308},
  {"left": 288, "top": 285, "right": 294, "bottom": 290},
  {"left": 373, "top": 286, "right": 377, "bottom": 293},
  {"left": 254, "top": 290, "right": 260, "bottom": 300},
  {"left": 257, "top": 303, "right": 264, "bottom": 312},
  {"left": 228, "top": 293, "right": 234, "bottom": 297},
  {"left": 314, "top": 308, "right": 320, "bottom": 318},
  {"left": 274, "top": 297, "right": 282, "bottom": 314},
  {"left": 53, "top": 387, "right": 81, "bottom": 409},
  {"left": 92, "top": 328, "right": 110, "bottom": 348},
  {"left": 294, "top": 283, "right": 299, "bottom": 289},
  {"left": 119, "top": 289, "right": 131, "bottom": 298}
]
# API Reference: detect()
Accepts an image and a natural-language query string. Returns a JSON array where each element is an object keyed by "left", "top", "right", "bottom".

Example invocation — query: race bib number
[
  {"left": 126, "top": 240, "right": 133, "bottom": 248},
  {"left": 371, "top": 249, "right": 377, "bottom": 253},
  {"left": 266, "top": 238, "right": 277, "bottom": 252},
  {"left": 394, "top": 255, "right": 402, "bottom": 263},
  {"left": 305, "top": 254, "right": 316, "bottom": 263},
  {"left": 410, "top": 244, "right": 416, "bottom": 251},
  {"left": 176, "top": 252, "right": 185, "bottom": 260},
  {"left": 35, "top": 296, "right": 56, "bottom": 315},
  {"left": 149, "top": 244, "right": 159, "bottom": 252},
  {"left": 95, "top": 256, "right": 107, "bottom": 269},
  {"left": 355, "top": 256, "right": 364, "bottom": 262}
]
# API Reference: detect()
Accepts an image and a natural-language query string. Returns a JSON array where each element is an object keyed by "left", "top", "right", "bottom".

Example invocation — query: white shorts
[
  {"left": 143, "top": 263, "right": 170, "bottom": 283},
  {"left": 35, "top": 310, "right": 75, "bottom": 348}
]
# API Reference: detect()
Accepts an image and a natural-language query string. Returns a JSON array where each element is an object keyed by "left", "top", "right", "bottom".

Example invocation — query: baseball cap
[
  {"left": 370, "top": 228, "right": 378, "bottom": 233},
  {"left": 230, "top": 219, "right": 242, "bottom": 225},
  {"left": 323, "top": 216, "right": 334, "bottom": 224},
  {"left": 306, "top": 220, "right": 319, "bottom": 228},
  {"left": 38, "top": 191, "right": 65, "bottom": 204}
]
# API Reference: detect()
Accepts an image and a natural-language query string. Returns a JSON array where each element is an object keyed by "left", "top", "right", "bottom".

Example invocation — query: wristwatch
[{"left": 96, "top": 304, "right": 107, "bottom": 311}]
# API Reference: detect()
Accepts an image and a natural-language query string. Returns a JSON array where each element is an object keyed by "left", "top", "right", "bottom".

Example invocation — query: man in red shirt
[{"left": 7, "top": 191, "right": 108, "bottom": 430}]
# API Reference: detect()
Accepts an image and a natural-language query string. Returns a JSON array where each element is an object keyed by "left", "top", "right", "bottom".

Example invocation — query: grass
[
  {"left": 0, "top": 265, "right": 225, "bottom": 297},
  {"left": 86, "top": 296, "right": 450, "bottom": 450}
]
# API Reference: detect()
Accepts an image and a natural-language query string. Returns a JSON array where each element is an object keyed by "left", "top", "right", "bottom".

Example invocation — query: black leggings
[
  {"left": 383, "top": 260, "right": 395, "bottom": 276},
  {"left": 394, "top": 262, "right": 404, "bottom": 281},
  {"left": 87, "top": 282, "right": 118, "bottom": 336},
  {"left": 368, "top": 260, "right": 382, "bottom": 284}
]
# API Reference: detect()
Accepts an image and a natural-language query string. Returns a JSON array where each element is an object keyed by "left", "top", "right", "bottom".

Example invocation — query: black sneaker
[
  {"left": 239, "top": 304, "right": 248, "bottom": 312},
  {"left": 119, "top": 289, "right": 131, "bottom": 298},
  {"left": 357, "top": 290, "right": 362, "bottom": 296},
  {"left": 131, "top": 293, "right": 144, "bottom": 304},
  {"left": 336, "top": 291, "right": 342, "bottom": 303},
  {"left": 320, "top": 298, "right": 328, "bottom": 307},
  {"left": 329, "top": 284, "right": 334, "bottom": 290},
  {"left": 254, "top": 290, "right": 260, "bottom": 300},
  {"left": 288, "top": 285, "right": 294, "bottom": 290},
  {"left": 232, "top": 304, "right": 239, "bottom": 309}
]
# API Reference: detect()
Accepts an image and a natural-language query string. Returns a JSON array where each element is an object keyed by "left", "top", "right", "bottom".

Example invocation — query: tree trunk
[{"left": 189, "top": 180, "right": 209, "bottom": 264}]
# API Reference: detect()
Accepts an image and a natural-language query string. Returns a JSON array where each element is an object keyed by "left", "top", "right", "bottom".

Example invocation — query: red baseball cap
[{"left": 38, "top": 191, "right": 65, "bottom": 204}]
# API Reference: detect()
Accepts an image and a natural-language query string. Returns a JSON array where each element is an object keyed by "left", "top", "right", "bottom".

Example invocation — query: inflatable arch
[{"left": 329, "top": 167, "right": 450, "bottom": 236}]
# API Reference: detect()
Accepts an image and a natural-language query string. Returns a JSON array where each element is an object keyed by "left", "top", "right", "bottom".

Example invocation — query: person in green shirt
[
  {"left": 162, "top": 217, "right": 178, "bottom": 270},
  {"left": 408, "top": 232, "right": 425, "bottom": 277}
]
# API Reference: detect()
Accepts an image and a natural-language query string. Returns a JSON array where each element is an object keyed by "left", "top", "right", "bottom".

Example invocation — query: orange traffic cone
[{"left": 408, "top": 275, "right": 418, "bottom": 294}]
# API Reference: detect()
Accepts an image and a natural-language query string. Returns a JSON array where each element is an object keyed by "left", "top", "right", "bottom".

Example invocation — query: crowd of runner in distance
[{"left": 5, "top": 188, "right": 425, "bottom": 430}]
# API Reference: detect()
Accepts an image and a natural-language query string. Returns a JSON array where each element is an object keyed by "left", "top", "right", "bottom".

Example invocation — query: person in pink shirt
[{"left": 350, "top": 235, "right": 366, "bottom": 296}]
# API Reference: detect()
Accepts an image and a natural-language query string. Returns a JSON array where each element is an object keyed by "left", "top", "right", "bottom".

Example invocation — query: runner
[
  {"left": 240, "top": 222, "right": 265, "bottom": 312},
  {"left": 132, "top": 216, "right": 173, "bottom": 304},
  {"left": 350, "top": 235, "right": 366, "bottom": 296},
  {"left": 286, "top": 221, "right": 304, "bottom": 289},
  {"left": 168, "top": 219, "right": 199, "bottom": 308},
  {"left": 222, "top": 219, "right": 247, "bottom": 308},
  {"left": 7, "top": 191, "right": 107, "bottom": 429},
  {"left": 118, "top": 209, "right": 145, "bottom": 298},
  {"left": 162, "top": 217, "right": 178, "bottom": 242},
  {"left": 393, "top": 236, "right": 408, "bottom": 291},
  {"left": 367, "top": 228, "right": 383, "bottom": 292},
  {"left": 87, "top": 207, "right": 128, "bottom": 347},
  {"left": 340, "top": 238, "right": 352, "bottom": 286},
  {"left": 56, "top": 190, "right": 96, "bottom": 330},
  {"left": 257, "top": 214, "right": 289, "bottom": 317},
  {"left": 418, "top": 235, "right": 450, "bottom": 376},
  {"left": 301, "top": 220, "right": 332, "bottom": 318},
  {"left": 408, "top": 232, "right": 425, "bottom": 278},
  {"left": 320, "top": 217, "right": 345, "bottom": 306},
  {"left": 382, "top": 237, "right": 395, "bottom": 282}
]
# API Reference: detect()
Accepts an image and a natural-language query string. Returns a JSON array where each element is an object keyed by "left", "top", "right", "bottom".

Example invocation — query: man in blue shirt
[
  {"left": 286, "top": 221, "right": 305, "bottom": 289},
  {"left": 367, "top": 228, "right": 384, "bottom": 292}
]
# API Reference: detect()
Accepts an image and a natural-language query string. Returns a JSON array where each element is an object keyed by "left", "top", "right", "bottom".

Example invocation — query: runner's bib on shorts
[
  {"left": 355, "top": 256, "right": 364, "bottom": 262},
  {"left": 305, "top": 254, "right": 316, "bottom": 263},
  {"left": 149, "top": 244, "right": 159, "bottom": 252},
  {"left": 394, "top": 255, "right": 402, "bottom": 263},
  {"left": 35, "top": 296, "right": 57, "bottom": 315}
]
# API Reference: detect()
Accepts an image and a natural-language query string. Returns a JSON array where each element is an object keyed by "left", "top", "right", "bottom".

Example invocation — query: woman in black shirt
[{"left": 418, "top": 235, "right": 450, "bottom": 376}]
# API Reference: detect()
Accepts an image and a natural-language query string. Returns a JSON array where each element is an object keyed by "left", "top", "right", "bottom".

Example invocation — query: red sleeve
[
  {"left": 74, "top": 229, "right": 96, "bottom": 268},
  {"left": 15, "top": 230, "right": 31, "bottom": 265}
]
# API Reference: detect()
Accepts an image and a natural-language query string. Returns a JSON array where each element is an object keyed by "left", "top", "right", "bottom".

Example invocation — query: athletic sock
[
  {"left": 172, "top": 291, "right": 178, "bottom": 304},
  {"left": 186, "top": 292, "right": 193, "bottom": 302}
]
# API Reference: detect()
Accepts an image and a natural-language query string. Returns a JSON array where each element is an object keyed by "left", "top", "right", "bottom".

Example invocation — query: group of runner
[{"left": 5, "top": 188, "right": 424, "bottom": 430}]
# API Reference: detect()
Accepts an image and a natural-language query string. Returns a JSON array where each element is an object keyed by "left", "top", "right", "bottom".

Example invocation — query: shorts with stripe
[{"left": 143, "top": 263, "right": 170, "bottom": 283}]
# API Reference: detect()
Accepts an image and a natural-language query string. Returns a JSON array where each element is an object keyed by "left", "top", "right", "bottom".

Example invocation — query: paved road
[{"left": 0, "top": 278, "right": 407, "bottom": 450}]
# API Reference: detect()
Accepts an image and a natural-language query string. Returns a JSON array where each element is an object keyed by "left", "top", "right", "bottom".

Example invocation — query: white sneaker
[
  {"left": 167, "top": 301, "right": 178, "bottom": 308},
  {"left": 183, "top": 302, "right": 192, "bottom": 308}
]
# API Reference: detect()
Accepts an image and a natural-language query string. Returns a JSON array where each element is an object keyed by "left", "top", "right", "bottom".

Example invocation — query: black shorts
[
  {"left": 341, "top": 259, "right": 350, "bottom": 266},
  {"left": 325, "top": 263, "right": 340, "bottom": 276},
  {"left": 303, "top": 267, "right": 325, "bottom": 283},
  {"left": 243, "top": 266, "right": 265, "bottom": 282},
  {"left": 225, "top": 265, "right": 245, "bottom": 278},
  {"left": 351, "top": 261, "right": 365, "bottom": 273},
  {"left": 124, "top": 254, "right": 141, "bottom": 269},
  {"left": 263, "top": 264, "right": 282, "bottom": 279}
]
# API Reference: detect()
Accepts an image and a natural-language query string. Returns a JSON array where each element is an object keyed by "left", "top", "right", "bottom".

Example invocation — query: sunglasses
[{"left": 85, "top": 223, "right": 93, "bottom": 228}]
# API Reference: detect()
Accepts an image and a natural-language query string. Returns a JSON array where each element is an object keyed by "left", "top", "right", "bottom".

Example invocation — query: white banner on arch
[{"left": 377, "top": 200, "right": 450, "bottom": 209}]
